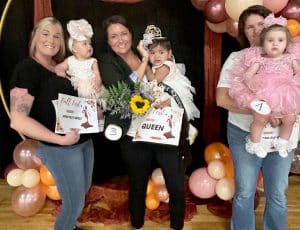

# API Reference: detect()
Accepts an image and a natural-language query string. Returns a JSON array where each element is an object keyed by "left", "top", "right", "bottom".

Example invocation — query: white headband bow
[{"left": 67, "top": 19, "right": 93, "bottom": 41}]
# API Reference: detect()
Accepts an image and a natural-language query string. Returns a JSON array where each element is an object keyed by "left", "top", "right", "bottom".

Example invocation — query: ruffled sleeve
[
  {"left": 288, "top": 43, "right": 300, "bottom": 59},
  {"left": 243, "top": 47, "right": 262, "bottom": 67},
  {"left": 228, "top": 47, "right": 262, "bottom": 109}
]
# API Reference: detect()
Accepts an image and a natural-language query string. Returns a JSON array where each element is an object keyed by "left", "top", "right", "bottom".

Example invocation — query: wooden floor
[{"left": 0, "top": 175, "right": 300, "bottom": 230}]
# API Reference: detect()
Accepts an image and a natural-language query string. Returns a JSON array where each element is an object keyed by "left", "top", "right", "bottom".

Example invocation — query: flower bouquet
[{"left": 101, "top": 81, "right": 153, "bottom": 119}]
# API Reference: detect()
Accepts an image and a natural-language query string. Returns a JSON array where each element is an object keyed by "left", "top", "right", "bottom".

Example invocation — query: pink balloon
[
  {"left": 279, "top": 0, "right": 300, "bottom": 21},
  {"left": 153, "top": 184, "right": 169, "bottom": 202},
  {"left": 13, "top": 139, "right": 42, "bottom": 170},
  {"left": 204, "top": 0, "right": 228, "bottom": 23},
  {"left": 263, "top": 0, "right": 289, "bottom": 13},
  {"left": 191, "top": 0, "right": 208, "bottom": 11},
  {"left": 11, "top": 185, "right": 46, "bottom": 217},
  {"left": 293, "top": 35, "right": 300, "bottom": 43},
  {"left": 189, "top": 167, "right": 217, "bottom": 199}
]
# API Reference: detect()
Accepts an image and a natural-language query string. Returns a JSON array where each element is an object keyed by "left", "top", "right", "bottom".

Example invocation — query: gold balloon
[
  {"left": 225, "top": 0, "right": 263, "bottom": 21},
  {"left": 11, "top": 185, "right": 46, "bottom": 217},
  {"left": 13, "top": 139, "right": 42, "bottom": 170}
]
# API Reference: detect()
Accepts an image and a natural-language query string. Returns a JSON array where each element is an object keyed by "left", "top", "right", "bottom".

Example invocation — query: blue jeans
[
  {"left": 227, "top": 122, "right": 292, "bottom": 230},
  {"left": 37, "top": 139, "right": 94, "bottom": 230}
]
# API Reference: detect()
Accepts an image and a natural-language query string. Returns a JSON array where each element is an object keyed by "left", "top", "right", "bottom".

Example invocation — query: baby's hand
[
  {"left": 92, "top": 77, "right": 101, "bottom": 92},
  {"left": 54, "top": 66, "right": 67, "bottom": 78},
  {"left": 153, "top": 98, "right": 171, "bottom": 109}
]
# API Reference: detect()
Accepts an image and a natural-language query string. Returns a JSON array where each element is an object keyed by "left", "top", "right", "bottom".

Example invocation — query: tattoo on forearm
[{"left": 10, "top": 91, "right": 32, "bottom": 114}]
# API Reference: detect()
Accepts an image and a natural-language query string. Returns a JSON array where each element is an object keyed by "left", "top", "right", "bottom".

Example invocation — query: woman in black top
[
  {"left": 10, "top": 17, "right": 93, "bottom": 230},
  {"left": 98, "top": 15, "right": 186, "bottom": 230}
]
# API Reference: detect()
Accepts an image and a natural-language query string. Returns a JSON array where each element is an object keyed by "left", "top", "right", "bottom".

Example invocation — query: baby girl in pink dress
[{"left": 229, "top": 14, "right": 300, "bottom": 158}]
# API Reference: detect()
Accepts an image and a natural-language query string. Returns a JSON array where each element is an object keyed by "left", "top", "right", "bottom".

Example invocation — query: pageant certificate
[
  {"left": 133, "top": 106, "right": 184, "bottom": 146},
  {"left": 53, "top": 93, "right": 99, "bottom": 134}
]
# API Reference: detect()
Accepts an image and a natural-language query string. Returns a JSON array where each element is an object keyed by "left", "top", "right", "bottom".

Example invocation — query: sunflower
[{"left": 130, "top": 94, "right": 150, "bottom": 115}]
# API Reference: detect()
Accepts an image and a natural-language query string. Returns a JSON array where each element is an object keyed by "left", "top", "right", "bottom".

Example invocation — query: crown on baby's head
[
  {"left": 263, "top": 14, "right": 287, "bottom": 28},
  {"left": 144, "top": 25, "right": 164, "bottom": 39},
  {"left": 142, "top": 25, "right": 166, "bottom": 48}
]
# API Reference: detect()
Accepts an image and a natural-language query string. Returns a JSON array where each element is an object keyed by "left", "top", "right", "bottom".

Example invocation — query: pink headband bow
[{"left": 263, "top": 14, "right": 287, "bottom": 28}]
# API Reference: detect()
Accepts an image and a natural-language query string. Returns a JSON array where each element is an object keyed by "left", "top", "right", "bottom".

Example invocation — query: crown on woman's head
[
  {"left": 263, "top": 14, "right": 287, "bottom": 28},
  {"left": 142, "top": 25, "right": 166, "bottom": 47}
]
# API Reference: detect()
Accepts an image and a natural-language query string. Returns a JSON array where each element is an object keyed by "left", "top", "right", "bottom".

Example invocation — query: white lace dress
[{"left": 67, "top": 56, "right": 100, "bottom": 99}]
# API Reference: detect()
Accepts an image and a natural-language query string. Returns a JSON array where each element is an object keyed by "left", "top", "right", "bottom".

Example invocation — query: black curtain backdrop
[{"left": 0, "top": 0, "right": 237, "bottom": 180}]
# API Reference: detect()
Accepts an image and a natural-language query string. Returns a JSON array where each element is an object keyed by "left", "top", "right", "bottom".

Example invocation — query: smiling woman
[{"left": 0, "top": 0, "right": 204, "bottom": 181}]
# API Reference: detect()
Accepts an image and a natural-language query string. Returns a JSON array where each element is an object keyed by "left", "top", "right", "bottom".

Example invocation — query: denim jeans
[
  {"left": 227, "top": 122, "right": 292, "bottom": 230},
  {"left": 37, "top": 139, "right": 94, "bottom": 230}
]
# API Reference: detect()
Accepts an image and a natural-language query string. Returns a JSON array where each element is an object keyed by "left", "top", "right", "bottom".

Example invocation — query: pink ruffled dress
[{"left": 229, "top": 46, "right": 300, "bottom": 117}]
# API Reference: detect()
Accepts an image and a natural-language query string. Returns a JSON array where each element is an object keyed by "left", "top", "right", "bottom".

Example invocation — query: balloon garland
[
  {"left": 191, "top": 0, "right": 300, "bottom": 40},
  {"left": 6, "top": 139, "right": 61, "bottom": 217}
]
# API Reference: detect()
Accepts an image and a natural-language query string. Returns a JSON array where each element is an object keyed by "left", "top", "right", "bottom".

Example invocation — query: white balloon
[
  {"left": 151, "top": 168, "right": 165, "bottom": 185},
  {"left": 6, "top": 168, "right": 25, "bottom": 187},
  {"left": 225, "top": 0, "right": 263, "bottom": 21},
  {"left": 215, "top": 177, "right": 235, "bottom": 200},
  {"left": 21, "top": 169, "right": 40, "bottom": 188},
  {"left": 206, "top": 20, "right": 227, "bottom": 33},
  {"left": 207, "top": 159, "right": 226, "bottom": 180}
]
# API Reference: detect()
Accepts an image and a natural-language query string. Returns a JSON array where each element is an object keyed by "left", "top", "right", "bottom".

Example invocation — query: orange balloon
[
  {"left": 287, "top": 19, "right": 300, "bottom": 37},
  {"left": 146, "top": 179, "right": 155, "bottom": 195},
  {"left": 145, "top": 193, "right": 160, "bottom": 210},
  {"left": 204, "top": 142, "right": 230, "bottom": 164},
  {"left": 42, "top": 184, "right": 61, "bottom": 200},
  {"left": 223, "top": 155, "right": 234, "bottom": 179},
  {"left": 256, "top": 170, "right": 264, "bottom": 192},
  {"left": 40, "top": 165, "right": 56, "bottom": 186}
]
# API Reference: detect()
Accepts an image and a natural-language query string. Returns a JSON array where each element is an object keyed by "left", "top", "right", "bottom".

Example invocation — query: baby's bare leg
[
  {"left": 250, "top": 112, "right": 270, "bottom": 143},
  {"left": 279, "top": 114, "right": 296, "bottom": 140}
]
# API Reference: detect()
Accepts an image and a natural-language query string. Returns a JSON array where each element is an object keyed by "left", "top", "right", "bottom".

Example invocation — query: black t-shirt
[{"left": 10, "top": 57, "right": 89, "bottom": 145}]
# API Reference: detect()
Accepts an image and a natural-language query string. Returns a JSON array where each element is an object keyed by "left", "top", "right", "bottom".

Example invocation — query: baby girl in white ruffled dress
[{"left": 55, "top": 19, "right": 105, "bottom": 130}]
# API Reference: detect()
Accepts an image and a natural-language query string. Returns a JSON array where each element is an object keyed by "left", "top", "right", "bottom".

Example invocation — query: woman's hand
[
  {"left": 60, "top": 129, "right": 80, "bottom": 145},
  {"left": 270, "top": 118, "right": 281, "bottom": 128},
  {"left": 137, "top": 40, "right": 149, "bottom": 61}
]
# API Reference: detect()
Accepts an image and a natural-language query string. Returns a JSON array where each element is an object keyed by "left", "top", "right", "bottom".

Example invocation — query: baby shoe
[
  {"left": 273, "top": 138, "right": 289, "bottom": 158},
  {"left": 245, "top": 137, "right": 267, "bottom": 158},
  {"left": 188, "top": 124, "right": 198, "bottom": 145},
  {"left": 250, "top": 100, "right": 271, "bottom": 115}
]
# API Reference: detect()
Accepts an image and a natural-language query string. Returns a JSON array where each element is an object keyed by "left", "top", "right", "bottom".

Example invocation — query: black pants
[{"left": 120, "top": 136, "right": 185, "bottom": 230}]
